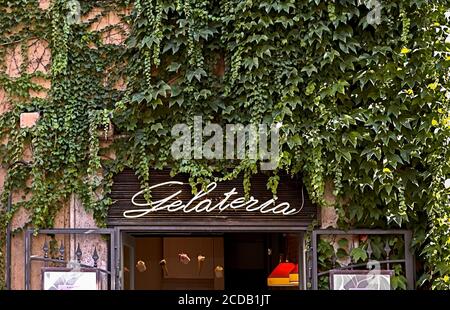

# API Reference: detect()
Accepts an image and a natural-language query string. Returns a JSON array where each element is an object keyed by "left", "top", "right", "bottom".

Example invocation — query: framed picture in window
[
  {"left": 41, "top": 267, "right": 100, "bottom": 290},
  {"left": 329, "top": 269, "right": 394, "bottom": 290}
]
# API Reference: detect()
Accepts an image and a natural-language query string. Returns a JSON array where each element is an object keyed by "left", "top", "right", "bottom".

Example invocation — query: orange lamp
[{"left": 267, "top": 262, "right": 296, "bottom": 286}]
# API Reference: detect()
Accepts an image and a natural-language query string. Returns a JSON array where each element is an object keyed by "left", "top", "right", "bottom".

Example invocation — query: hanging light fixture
[
  {"left": 178, "top": 253, "right": 191, "bottom": 264},
  {"left": 267, "top": 235, "right": 300, "bottom": 287},
  {"left": 197, "top": 255, "right": 206, "bottom": 274},
  {"left": 214, "top": 265, "right": 224, "bottom": 278},
  {"left": 159, "top": 259, "right": 169, "bottom": 276},
  {"left": 136, "top": 260, "right": 147, "bottom": 272}
]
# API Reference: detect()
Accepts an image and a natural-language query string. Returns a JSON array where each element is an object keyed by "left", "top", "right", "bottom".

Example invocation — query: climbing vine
[
  {"left": 317, "top": 235, "right": 408, "bottom": 290},
  {"left": 0, "top": 0, "right": 449, "bottom": 289}
]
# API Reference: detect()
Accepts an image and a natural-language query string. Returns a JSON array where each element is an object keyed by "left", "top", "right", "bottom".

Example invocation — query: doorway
[{"left": 120, "top": 232, "right": 304, "bottom": 290}]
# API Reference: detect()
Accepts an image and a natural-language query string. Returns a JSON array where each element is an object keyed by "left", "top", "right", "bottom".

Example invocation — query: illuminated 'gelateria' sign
[{"left": 123, "top": 181, "right": 304, "bottom": 218}]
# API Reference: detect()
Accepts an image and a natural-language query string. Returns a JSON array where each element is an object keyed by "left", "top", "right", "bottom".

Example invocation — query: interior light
[{"left": 267, "top": 262, "right": 296, "bottom": 286}]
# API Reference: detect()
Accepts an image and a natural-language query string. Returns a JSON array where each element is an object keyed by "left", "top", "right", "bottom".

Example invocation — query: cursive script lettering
[{"left": 123, "top": 181, "right": 303, "bottom": 218}]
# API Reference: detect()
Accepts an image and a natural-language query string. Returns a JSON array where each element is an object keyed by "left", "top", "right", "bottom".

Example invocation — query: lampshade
[
  {"left": 289, "top": 264, "right": 299, "bottom": 285},
  {"left": 267, "top": 262, "right": 296, "bottom": 286}
]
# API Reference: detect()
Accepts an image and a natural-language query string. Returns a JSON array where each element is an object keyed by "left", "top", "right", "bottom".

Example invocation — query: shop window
[{"left": 122, "top": 233, "right": 304, "bottom": 290}]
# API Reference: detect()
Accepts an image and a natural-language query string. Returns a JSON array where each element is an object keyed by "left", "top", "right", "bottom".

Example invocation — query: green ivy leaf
[
  {"left": 167, "top": 62, "right": 181, "bottom": 72},
  {"left": 350, "top": 247, "right": 368, "bottom": 263},
  {"left": 186, "top": 68, "right": 207, "bottom": 82}
]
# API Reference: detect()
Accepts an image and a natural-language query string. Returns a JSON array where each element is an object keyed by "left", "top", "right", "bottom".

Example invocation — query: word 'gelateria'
[{"left": 123, "top": 181, "right": 303, "bottom": 218}]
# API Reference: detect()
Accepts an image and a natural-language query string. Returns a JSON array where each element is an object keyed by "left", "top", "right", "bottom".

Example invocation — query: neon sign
[{"left": 123, "top": 181, "right": 304, "bottom": 218}]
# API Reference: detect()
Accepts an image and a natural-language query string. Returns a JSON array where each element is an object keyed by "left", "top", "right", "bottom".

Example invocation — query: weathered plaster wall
[
  {"left": 11, "top": 204, "right": 70, "bottom": 290},
  {"left": 1, "top": 1, "right": 126, "bottom": 290},
  {"left": 320, "top": 181, "right": 339, "bottom": 229},
  {"left": 69, "top": 194, "right": 108, "bottom": 287}
]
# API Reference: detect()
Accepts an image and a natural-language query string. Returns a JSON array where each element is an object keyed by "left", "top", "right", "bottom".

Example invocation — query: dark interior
[{"left": 126, "top": 232, "right": 300, "bottom": 290}]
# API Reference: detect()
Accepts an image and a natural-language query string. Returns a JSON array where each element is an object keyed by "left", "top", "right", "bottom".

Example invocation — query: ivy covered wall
[{"left": 0, "top": 0, "right": 449, "bottom": 289}]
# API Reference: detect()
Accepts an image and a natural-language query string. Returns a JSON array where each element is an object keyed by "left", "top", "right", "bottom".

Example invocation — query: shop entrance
[
  {"left": 120, "top": 232, "right": 303, "bottom": 290},
  {"left": 109, "top": 169, "right": 314, "bottom": 290}
]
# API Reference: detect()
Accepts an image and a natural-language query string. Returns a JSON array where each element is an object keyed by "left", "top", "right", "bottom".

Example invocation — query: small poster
[
  {"left": 330, "top": 270, "right": 393, "bottom": 290},
  {"left": 42, "top": 268, "right": 99, "bottom": 290}
]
